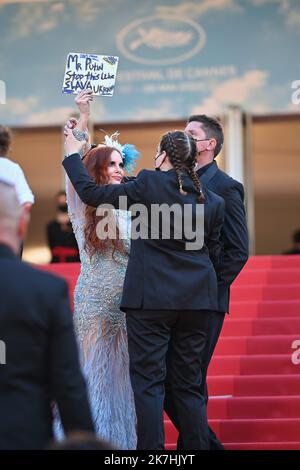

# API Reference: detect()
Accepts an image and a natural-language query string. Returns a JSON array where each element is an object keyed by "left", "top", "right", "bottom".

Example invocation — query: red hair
[{"left": 83, "top": 146, "right": 125, "bottom": 259}]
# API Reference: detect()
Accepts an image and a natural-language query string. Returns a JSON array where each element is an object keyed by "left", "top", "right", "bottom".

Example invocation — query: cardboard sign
[{"left": 62, "top": 53, "right": 119, "bottom": 96}]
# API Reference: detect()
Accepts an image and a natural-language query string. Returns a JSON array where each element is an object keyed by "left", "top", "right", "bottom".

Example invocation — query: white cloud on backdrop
[
  {"left": 131, "top": 99, "right": 175, "bottom": 121},
  {"left": 0, "top": 95, "right": 39, "bottom": 116},
  {"left": 3, "top": 0, "right": 300, "bottom": 37},
  {"left": 8, "top": 2, "right": 64, "bottom": 40},
  {"left": 251, "top": 0, "right": 300, "bottom": 29},
  {"left": 25, "top": 93, "right": 107, "bottom": 125},
  {"left": 156, "top": 0, "right": 243, "bottom": 18},
  {"left": 26, "top": 105, "right": 74, "bottom": 125},
  {"left": 192, "top": 70, "right": 270, "bottom": 115},
  {"left": 4, "top": 0, "right": 120, "bottom": 41}
]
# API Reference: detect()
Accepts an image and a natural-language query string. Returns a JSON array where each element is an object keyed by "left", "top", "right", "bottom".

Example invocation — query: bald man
[{"left": 0, "top": 178, "right": 95, "bottom": 450}]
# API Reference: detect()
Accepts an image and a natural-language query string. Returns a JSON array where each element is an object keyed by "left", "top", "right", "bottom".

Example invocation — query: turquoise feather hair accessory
[
  {"left": 122, "top": 143, "right": 140, "bottom": 173},
  {"left": 101, "top": 131, "right": 140, "bottom": 174}
]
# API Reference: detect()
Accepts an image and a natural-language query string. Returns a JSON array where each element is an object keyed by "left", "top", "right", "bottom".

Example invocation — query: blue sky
[{"left": 0, "top": 0, "right": 299, "bottom": 125}]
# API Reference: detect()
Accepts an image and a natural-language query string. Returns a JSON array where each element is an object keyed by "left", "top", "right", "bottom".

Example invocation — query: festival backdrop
[{"left": 0, "top": 0, "right": 299, "bottom": 126}]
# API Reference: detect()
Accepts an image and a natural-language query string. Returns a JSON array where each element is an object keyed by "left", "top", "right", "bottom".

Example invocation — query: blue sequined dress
[{"left": 64, "top": 178, "right": 137, "bottom": 450}]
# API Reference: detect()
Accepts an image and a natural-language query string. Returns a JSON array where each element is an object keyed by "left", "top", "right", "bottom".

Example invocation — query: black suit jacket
[
  {"left": 63, "top": 154, "right": 225, "bottom": 312},
  {"left": 198, "top": 161, "right": 249, "bottom": 313},
  {"left": 0, "top": 244, "right": 94, "bottom": 450}
]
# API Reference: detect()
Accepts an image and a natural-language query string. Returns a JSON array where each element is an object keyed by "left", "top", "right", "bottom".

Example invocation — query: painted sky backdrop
[{"left": 0, "top": 0, "right": 300, "bottom": 126}]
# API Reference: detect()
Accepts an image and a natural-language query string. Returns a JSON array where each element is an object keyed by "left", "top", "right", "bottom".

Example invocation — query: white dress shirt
[{"left": 0, "top": 157, "right": 35, "bottom": 205}]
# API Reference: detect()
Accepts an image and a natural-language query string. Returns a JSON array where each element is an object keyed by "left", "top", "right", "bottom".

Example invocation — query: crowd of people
[{"left": 0, "top": 90, "right": 251, "bottom": 450}]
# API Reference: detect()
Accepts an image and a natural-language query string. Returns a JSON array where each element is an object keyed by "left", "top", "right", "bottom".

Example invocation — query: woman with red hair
[{"left": 63, "top": 131, "right": 139, "bottom": 449}]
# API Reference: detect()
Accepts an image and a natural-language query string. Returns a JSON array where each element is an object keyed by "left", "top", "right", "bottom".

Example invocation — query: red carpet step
[
  {"left": 207, "top": 375, "right": 300, "bottom": 397},
  {"left": 230, "top": 285, "right": 300, "bottom": 302},
  {"left": 222, "top": 442, "right": 300, "bottom": 450},
  {"left": 207, "top": 396, "right": 300, "bottom": 419},
  {"left": 229, "top": 300, "right": 300, "bottom": 318},
  {"left": 221, "top": 317, "right": 300, "bottom": 336},
  {"left": 165, "top": 441, "right": 300, "bottom": 450},
  {"left": 245, "top": 256, "right": 300, "bottom": 269},
  {"left": 237, "top": 268, "right": 300, "bottom": 285},
  {"left": 165, "top": 418, "right": 300, "bottom": 443},
  {"left": 209, "top": 354, "right": 298, "bottom": 375},
  {"left": 209, "top": 418, "right": 300, "bottom": 443},
  {"left": 214, "top": 335, "right": 300, "bottom": 355}
]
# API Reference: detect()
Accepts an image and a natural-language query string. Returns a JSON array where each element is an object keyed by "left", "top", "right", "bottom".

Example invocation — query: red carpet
[{"left": 39, "top": 255, "right": 300, "bottom": 450}]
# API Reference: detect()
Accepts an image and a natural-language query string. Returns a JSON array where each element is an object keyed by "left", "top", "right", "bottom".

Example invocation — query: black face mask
[{"left": 57, "top": 203, "right": 68, "bottom": 213}]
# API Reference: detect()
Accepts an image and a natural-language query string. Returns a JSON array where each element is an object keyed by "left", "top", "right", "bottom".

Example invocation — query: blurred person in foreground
[
  {"left": 46, "top": 190, "right": 80, "bottom": 263},
  {"left": 0, "top": 176, "right": 94, "bottom": 450}
]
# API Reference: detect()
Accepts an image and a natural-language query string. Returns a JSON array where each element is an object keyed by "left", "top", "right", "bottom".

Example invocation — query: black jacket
[
  {"left": 198, "top": 161, "right": 249, "bottom": 313},
  {"left": 0, "top": 244, "right": 94, "bottom": 450},
  {"left": 63, "top": 154, "right": 225, "bottom": 312}
]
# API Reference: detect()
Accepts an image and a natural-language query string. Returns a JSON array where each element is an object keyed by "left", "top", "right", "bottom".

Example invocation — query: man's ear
[
  {"left": 17, "top": 206, "right": 31, "bottom": 241},
  {"left": 207, "top": 138, "right": 217, "bottom": 153}
]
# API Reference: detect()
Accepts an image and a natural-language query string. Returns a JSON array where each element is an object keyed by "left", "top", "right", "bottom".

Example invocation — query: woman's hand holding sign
[
  {"left": 63, "top": 89, "right": 93, "bottom": 158},
  {"left": 64, "top": 127, "right": 87, "bottom": 157}
]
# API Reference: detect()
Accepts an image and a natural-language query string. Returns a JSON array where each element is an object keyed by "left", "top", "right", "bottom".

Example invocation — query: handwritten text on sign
[{"left": 62, "top": 53, "right": 119, "bottom": 96}]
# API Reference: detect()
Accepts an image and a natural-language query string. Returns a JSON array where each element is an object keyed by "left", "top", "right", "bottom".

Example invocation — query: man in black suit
[
  {"left": 165, "top": 115, "right": 249, "bottom": 449},
  {"left": 0, "top": 178, "right": 95, "bottom": 450}
]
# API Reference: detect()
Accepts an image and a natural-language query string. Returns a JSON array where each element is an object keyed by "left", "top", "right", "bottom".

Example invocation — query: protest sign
[{"left": 62, "top": 53, "right": 119, "bottom": 96}]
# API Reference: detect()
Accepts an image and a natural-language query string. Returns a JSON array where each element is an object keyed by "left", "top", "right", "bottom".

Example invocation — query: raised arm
[
  {"left": 63, "top": 89, "right": 95, "bottom": 223},
  {"left": 75, "top": 89, "right": 93, "bottom": 133},
  {"left": 64, "top": 89, "right": 94, "bottom": 158},
  {"left": 63, "top": 126, "right": 145, "bottom": 208},
  {"left": 63, "top": 152, "right": 145, "bottom": 209}
]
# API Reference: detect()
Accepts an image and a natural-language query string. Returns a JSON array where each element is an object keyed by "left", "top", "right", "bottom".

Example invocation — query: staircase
[
  {"left": 165, "top": 255, "right": 300, "bottom": 449},
  {"left": 39, "top": 255, "right": 300, "bottom": 450}
]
